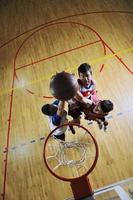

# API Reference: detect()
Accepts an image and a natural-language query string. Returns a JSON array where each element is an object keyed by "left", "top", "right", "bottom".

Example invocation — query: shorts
[{"left": 53, "top": 133, "right": 65, "bottom": 141}]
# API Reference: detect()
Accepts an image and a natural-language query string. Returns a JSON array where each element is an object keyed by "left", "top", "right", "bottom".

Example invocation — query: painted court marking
[
  {"left": 1, "top": 10, "right": 133, "bottom": 199},
  {"left": 2, "top": 108, "right": 133, "bottom": 154},
  {"left": 0, "top": 46, "right": 132, "bottom": 96}
]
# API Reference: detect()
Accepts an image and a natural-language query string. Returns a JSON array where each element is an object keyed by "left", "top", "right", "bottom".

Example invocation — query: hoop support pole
[{"left": 71, "top": 176, "right": 93, "bottom": 200}]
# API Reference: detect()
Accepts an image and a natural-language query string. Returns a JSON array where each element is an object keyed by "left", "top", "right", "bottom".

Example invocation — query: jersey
[
  {"left": 84, "top": 104, "right": 107, "bottom": 121},
  {"left": 68, "top": 78, "right": 97, "bottom": 110},
  {"left": 77, "top": 79, "right": 96, "bottom": 98},
  {"left": 68, "top": 78, "right": 99, "bottom": 119},
  {"left": 78, "top": 79, "right": 99, "bottom": 104}
]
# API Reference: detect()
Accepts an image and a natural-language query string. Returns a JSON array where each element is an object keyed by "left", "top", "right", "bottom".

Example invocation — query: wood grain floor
[{"left": 0, "top": 0, "right": 133, "bottom": 199}]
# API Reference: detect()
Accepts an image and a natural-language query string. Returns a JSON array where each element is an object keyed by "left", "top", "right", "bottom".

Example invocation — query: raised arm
[
  {"left": 74, "top": 91, "right": 93, "bottom": 106},
  {"left": 57, "top": 101, "right": 65, "bottom": 117}
]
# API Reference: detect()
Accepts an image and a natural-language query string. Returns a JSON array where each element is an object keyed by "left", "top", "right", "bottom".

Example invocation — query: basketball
[{"left": 50, "top": 71, "right": 79, "bottom": 100}]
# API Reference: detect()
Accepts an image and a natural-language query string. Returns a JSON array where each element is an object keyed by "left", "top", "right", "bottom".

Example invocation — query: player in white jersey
[
  {"left": 68, "top": 63, "right": 99, "bottom": 124},
  {"left": 41, "top": 100, "right": 68, "bottom": 140},
  {"left": 77, "top": 63, "right": 99, "bottom": 103}
]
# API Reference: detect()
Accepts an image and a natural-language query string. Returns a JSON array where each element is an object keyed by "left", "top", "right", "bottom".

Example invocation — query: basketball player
[
  {"left": 68, "top": 63, "right": 98, "bottom": 124},
  {"left": 77, "top": 63, "right": 99, "bottom": 103},
  {"left": 84, "top": 100, "right": 114, "bottom": 131},
  {"left": 41, "top": 100, "right": 68, "bottom": 140}
]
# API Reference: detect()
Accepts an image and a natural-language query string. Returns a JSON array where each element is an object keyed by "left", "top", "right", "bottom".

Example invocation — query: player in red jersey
[{"left": 84, "top": 100, "right": 114, "bottom": 131}]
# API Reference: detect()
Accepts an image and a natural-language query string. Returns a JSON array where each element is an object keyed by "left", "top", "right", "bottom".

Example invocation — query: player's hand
[
  {"left": 86, "top": 103, "right": 91, "bottom": 108},
  {"left": 86, "top": 98, "right": 93, "bottom": 105}
]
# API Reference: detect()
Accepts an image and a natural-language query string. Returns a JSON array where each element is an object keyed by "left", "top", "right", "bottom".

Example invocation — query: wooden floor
[{"left": 0, "top": 0, "right": 133, "bottom": 199}]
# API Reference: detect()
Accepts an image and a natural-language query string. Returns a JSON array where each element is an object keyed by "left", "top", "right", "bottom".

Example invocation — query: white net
[
  {"left": 46, "top": 139, "right": 91, "bottom": 171},
  {"left": 44, "top": 124, "right": 97, "bottom": 179}
]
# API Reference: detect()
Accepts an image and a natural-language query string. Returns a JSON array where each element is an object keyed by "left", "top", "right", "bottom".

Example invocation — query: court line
[
  {"left": 12, "top": 20, "right": 133, "bottom": 88},
  {"left": 103, "top": 42, "right": 133, "bottom": 75},
  {"left": 0, "top": 46, "right": 132, "bottom": 96},
  {"left": 2, "top": 20, "right": 105, "bottom": 199},
  {"left": 1, "top": 11, "right": 133, "bottom": 199},
  {"left": 1, "top": 56, "right": 16, "bottom": 200},
  {"left": 99, "top": 64, "right": 104, "bottom": 72},
  {"left": 2, "top": 108, "right": 133, "bottom": 153},
  {"left": 16, "top": 40, "right": 101, "bottom": 70},
  {"left": 0, "top": 11, "right": 132, "bottom": 49},
  {"left": 13, "top": 21, "right": 106, "bottom": 77},
  {"left": 12, "top": 20, "right": 106, "bottom": 99}
]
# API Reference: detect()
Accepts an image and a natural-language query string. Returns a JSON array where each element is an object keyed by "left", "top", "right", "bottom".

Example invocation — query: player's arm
[
  {"left": 92, "top": 79, "right": 96, "bottom": 90},
  {"left": 52, "top": 101, "right": 65, "bottom": 126},
  {"left": 75, "top": 91, "right": 93, "bottom": 106},
  {"left": 57, "top": 101, "right": 65, "bottom": 117}
]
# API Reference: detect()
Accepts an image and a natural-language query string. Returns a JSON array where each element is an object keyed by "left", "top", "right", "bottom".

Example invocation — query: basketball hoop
[
  {"left": 46, "top": 138, "right": 90, "bottom": 171},
  {"left": 43, "top": 123, "right": 99, "bottom": 200}
]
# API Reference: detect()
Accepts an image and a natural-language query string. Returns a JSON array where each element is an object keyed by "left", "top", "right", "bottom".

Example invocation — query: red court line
[
  {"left": 0, "top": 11, "right": 132, "bottom": 49},
  {"left": 2, "top": 20, "right": 106, "bottom": 198},
  {"left": 104, "top": 42, "right": 133, "bottom": 75},
  {"left": 43, "top": 96, "right": 53, "bottom": 99},
  {"left": 14, "top": 21, "right": 106, "bottom": 99},
  {"left": 16, "top": 40, "right": 101, "bottom": 70},
  {"left": 99, "top": 64, "right": 104, "bottom": 72},
  {"left": 12, "top": 21, "right": 106, "bottom": 72},
  {"left": 2, "top": 11, "right": 132, "bottom": 199},
  {"left": 2, "top": 71, "right": 16, "bottom": 200},
  {"left": 15, "top": 20, "right": 106, "bottom": 99},
  {"left": 26, "top": 89, "right": 34, "bottom": 95}
]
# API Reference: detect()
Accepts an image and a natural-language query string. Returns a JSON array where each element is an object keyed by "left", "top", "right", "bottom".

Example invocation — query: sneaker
[
  {"left": 104, "top": 125, "right": 107, "bottom": 131},
  {"left": 97, "top": 121, "right": 103, "bottom": 130},
  {"left": 103, "top": 121, "right": 108, "bottom": 132}
]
